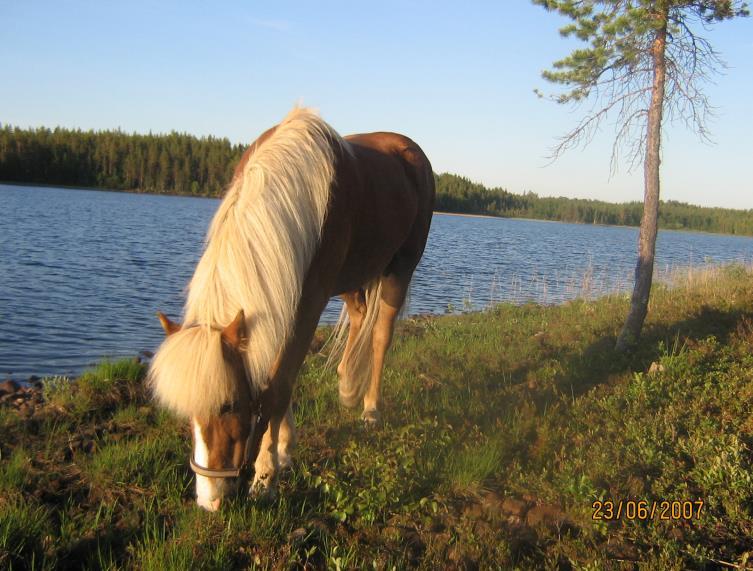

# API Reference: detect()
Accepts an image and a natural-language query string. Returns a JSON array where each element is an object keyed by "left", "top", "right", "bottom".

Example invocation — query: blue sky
[{"left": 2, "top": 1, "right": 751, "bottom": 209}]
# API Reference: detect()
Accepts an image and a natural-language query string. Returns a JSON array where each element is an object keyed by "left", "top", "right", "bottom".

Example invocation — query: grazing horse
[{"left": 148, "top": 107, "right": 434, "bottom": 511}]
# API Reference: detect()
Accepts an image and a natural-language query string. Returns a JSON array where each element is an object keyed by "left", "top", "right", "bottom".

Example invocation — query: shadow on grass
[{"left": 510, "top": 304, "right": 753, "bottom": 413}]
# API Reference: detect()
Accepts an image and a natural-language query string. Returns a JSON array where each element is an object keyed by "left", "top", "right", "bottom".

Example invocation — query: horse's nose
[{"left": 197, "top": 496, "right": 222, "bottom": 511}]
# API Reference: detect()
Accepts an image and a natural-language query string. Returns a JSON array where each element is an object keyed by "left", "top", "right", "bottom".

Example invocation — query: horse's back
[{"left": 344, "top": 132, "right": 434, "bottom": 204}]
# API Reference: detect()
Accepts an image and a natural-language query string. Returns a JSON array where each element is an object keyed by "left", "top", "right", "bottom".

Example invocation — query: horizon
[{"left": 2, "top": 1, "right": 751, "bottom": 210}]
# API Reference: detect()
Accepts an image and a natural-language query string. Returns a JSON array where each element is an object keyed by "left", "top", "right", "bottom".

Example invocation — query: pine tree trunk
[{"left": 615, "top": 9, "right": 669, "bottom": 352}]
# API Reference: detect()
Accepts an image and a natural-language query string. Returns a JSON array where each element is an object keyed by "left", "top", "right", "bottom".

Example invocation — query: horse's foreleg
[
  {"left": 252, "top": 416, "right": 281, "bottom": 499},
  {"left": 250, "top": 404, "right": 297, "bottom": 495},
  {"left": 250, "top": 286, "right": 330, "bottom": 499},
  {"left": 277, "top": 404, "right": 296, "bottom": 470}
]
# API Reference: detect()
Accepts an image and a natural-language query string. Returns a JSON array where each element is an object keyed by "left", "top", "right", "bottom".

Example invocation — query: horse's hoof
[
  {"left": 361, "top": 409, "right": 381, "bottom": 427},
  {"left": 249, "top": 485, "right": 277, "bottom": 504},
  {"left": 278, "top": 452, "right": 294, "bottom": 471},
  {"left": 249, "top": 476, "right": 277, "bottom": 502}
]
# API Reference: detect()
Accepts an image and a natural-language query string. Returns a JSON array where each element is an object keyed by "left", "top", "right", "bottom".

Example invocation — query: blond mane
[{"left": 149, "top": 107, "right": 341, "bottom": 418}]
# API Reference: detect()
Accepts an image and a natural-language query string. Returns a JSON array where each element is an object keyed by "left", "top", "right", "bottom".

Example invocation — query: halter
[
  {"left": 188, "top": 342, "right": 267, "bottom": 479},
  {"left": 189, "top": 403, "right": 263, "bottom": 479}
]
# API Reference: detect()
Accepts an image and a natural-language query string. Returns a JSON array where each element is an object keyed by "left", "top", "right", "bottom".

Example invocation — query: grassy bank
[{"left": 2, "top": 266, "right": 753, "bottom": 569}]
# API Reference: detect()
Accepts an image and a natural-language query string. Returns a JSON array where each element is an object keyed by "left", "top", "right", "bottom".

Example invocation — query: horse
[{"left": 148, "top": 106, "right": 434, "bottom": 511}]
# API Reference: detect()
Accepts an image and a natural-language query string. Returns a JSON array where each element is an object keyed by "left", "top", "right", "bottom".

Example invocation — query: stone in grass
[{"left": 0, "top": 379, "right": 20, "bottom": 396}]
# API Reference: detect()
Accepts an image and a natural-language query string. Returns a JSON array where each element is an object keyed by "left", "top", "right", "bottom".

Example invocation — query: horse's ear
[
  {"left": 157, "top": 312, "right": 181, "bottom": 336},
  {"left": 221, "top": 310, "right": 247, "bottom": 349}
]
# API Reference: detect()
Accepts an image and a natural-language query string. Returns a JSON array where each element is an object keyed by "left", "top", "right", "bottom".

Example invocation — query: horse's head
[{"left": 149, "top": 310, "right": 261, "bottom": 511}]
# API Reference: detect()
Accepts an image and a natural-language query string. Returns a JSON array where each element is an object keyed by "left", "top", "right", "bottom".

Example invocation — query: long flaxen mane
[{"left": 149, "top": 107, "right": 341, "bottom": 419}]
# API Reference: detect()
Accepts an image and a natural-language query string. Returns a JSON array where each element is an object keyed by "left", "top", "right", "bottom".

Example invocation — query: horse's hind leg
[
  {"left": 362, "top": 271, "right": 412, "bottom": 425},
  {"left": 337, "top": 289, "right": 366, "bottom": 380}
]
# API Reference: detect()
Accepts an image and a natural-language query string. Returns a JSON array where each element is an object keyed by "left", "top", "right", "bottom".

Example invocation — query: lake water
[{"left": 2, "top": 184, "right": 752, "bottom": 380}]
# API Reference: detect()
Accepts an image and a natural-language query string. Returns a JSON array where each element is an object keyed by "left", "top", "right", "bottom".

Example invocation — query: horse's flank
[{"left": 149, "top": 107, "right": 342, "bottom": 419}]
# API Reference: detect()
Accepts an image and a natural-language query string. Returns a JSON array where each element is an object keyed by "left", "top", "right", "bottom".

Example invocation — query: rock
[
  {"left": 139, "top": 350, "right": 154, "bottom": 359},
  {"left": 28, "top": 375, "right": 40, "bottom": 383},
  {"left": 0, "top": 379, "right": 20, "bottom": 396}
]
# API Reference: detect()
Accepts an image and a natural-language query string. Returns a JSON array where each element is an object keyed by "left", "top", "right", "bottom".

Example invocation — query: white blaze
[{"left": 193, "top": 420, "right": 221, "bottom": 511}]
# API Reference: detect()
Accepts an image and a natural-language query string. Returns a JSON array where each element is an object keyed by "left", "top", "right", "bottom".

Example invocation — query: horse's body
[{"left": 149, "top": 107, "right": 434, "bottom": 510}]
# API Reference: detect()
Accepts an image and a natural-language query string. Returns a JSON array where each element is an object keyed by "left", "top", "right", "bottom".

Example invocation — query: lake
[{"left": 2, "top": 184, "right": 752, "bottom": 380}]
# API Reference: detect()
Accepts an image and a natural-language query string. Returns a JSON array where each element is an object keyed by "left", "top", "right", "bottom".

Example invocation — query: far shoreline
[
  {"left": 2, "top": 180, "right": 751, "bottom": 239},
  {"left": 0, "top": 179, "right": 219, "bottom": 200},
  {"left": 434, "top": 209, "right": 751, "bottom": 238}
]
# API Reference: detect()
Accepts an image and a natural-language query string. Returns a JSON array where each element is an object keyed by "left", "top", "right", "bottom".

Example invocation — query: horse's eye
[{"left": 219, "top": 403, "right": 233, "bottom": 415}]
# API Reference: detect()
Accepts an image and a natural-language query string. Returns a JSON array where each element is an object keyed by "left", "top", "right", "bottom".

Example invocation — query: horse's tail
[{"left": 326, "top": 279, "right": 382, "bottom": 408}]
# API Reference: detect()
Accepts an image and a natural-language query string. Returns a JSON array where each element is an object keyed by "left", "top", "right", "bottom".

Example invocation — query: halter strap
[{"left": 189, "top": 457, "right": 244, "bottom": 479}]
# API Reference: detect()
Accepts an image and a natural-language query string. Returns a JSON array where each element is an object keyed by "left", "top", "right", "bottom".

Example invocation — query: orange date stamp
[{"left": 592, "top": 500, "right": 704, "bottom": 521}]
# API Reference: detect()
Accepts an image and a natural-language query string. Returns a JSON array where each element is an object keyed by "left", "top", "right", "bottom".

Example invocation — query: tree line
[
  {"left": 0, "top": 125, "right": 245, "bottom": 196},
  {"left": 434, "top": 173, "right": 753, "bottom": 236},
  {"left": 1, "top": 124, "right": 751, "bottom": 236}
]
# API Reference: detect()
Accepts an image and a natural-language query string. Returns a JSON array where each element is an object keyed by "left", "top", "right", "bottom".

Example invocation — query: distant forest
[
  {"left": 1, "top": 124, "right": 751, "bottom": 236},
  {"left": 0, "top": 124, "right": 245, "bottom": 196},
  {"left": 433, "top": 174, "right": 753, "bottom": 236}
]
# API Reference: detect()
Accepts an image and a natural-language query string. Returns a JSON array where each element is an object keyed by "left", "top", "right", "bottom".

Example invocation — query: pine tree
[{"left": 532, "top": 0, "right": 748, "bottom": 351}]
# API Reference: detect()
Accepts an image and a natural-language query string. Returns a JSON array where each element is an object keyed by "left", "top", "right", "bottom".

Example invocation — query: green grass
[
  {"left": 0, "top": 499, "right": 52, "bottom": 570},
  {"left": 2, "top": 265, "right": 753, "bottom": 568}
]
